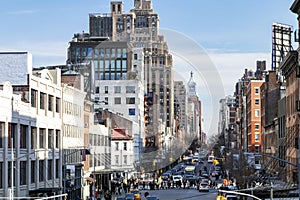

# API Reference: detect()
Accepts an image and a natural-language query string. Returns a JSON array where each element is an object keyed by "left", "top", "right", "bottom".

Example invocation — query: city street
[{"left": 138, "top": 189, "right": 218, "bottom": 200}]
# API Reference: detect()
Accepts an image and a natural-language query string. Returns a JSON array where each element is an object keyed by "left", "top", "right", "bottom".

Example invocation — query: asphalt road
[{"left": 139, "top": 188, "right": 218, "bottom": 200}]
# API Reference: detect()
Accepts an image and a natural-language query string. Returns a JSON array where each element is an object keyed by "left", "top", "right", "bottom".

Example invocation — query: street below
[{"left": 129, "top": 189, "right": 217, "bottom": 200}]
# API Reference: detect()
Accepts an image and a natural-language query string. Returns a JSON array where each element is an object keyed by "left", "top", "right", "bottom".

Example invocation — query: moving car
[
  {"left": 199, "top": 181, "right": 210, "bottom": 192},
  {"left": 161, "top": 172, "right": 172, "bottom": 180},
  {"left": 172, "top": 175, "right": 182, "bottom": 182},
  {"left": 208, "top": 155, "right": 215, "bottom": 163},
  {"left": 225, "top": 194, "right": 239, "bottom": 200}
]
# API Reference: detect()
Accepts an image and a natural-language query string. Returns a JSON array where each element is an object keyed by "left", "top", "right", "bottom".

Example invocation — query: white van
[{"left": 207, "top": 155, "right": 214, "bottom": 163}]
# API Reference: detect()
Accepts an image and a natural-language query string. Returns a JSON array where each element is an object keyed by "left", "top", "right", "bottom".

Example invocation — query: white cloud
[
  {"left": 173, "top": 51, "right": 271, "bottom": 136},
  {"left": 0, "top": 41, "right": 68, "bottom": 67},
  {"left": 209, "top": 51, "right": 271, "bottom": 94}
]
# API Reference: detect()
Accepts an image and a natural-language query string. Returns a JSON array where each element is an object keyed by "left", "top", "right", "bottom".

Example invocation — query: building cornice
[{"left": 290, "top": 0, "right": 300, "bottom": 15}]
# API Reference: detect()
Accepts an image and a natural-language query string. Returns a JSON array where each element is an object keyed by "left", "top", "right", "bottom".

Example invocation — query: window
[
  {"left": 111, "top": 60, "right": 115, "bottom": 70},
  {"left": 55, "top": 159, "right": 59, "bottom": 178},
  {"left": 48, "top": 129, "right": 53, "bottom": 149},
  {"left": 124, "top": 142, "right": 127, "bottom": 151},
  {"left": 115, "top": 142, "right": 119, "bottom": 151},
  {"left": 20, "top": 125, "right": 28, "bottom": 149},
  {"left": 126, "top": 86, "right": 135, "bottom": 93},
  {"left": 117, "top": 49, "right": 122, "bottom": 58},
  {"left": 255, "top": 109, "right": 260, "bottom": 117},
  {"left": 20, "top": 161, "right": 27, "bottom": 185},
  {"left": 31, "top": 89, "right": 37, "bottom": 108},
  {"left": 122, "top": 60, "right": 127, "bottom": 71},
  {"left": 255, "top": 124, "right": 259, "bottom": 130},
  {"left": 134, "top": 53, "right": 138, "bottom": 60},
  {"left": 111, "top": 49, "right": 116, "bottom": 58},
  {"left": 115, "top": 155, "right": 119, "bottom": 164},
  {"left": 8, "top": 161, "right": 15, "bottom": 187},
  {"left": 105, "top": 60, "right": 110, "bottom": 70},
  {"left": 115, "top": 97, "right": 121, "bottom": 104},
  {"left": 123, "top": 155, "right": 127, "bottom": 164},
  {"left": 255, "top": 98, "right": 259, "bottom": 105},
  {"left": 55, "top": 130, "right": 60, "bottom": 149},
  {"left": 48, "top": 160, "right": 52, "bottom": 180},
  {"left": 31, "top": 161, "right": 35, "bottom": 183},
  {"left": 100, "top": 49, "right": 105, "bottom": 58},
  {"left": 31, "top": 127, "right": 37, "bottom": 149},
  {"left": 114, "top": 86, "right": 121, "bottom": 93},
  {"left": 39, "top": 160, "right": 45, "bottom": 181},
  {"left": 48, "top": 95, "right": 53, "bottom": 111},
  {"left": 56, "top": 97, "right": 61, "bottom": 113},
  {"left": 126, "top": 98, "right": 135, "bottom": 104},
  {"left": 255, "top": 132, "right": 259, "bottom": 142},
  {"left": 82, "top": 48, "right": 87, "bottom": 57},
  {"left": 254, "top": 87, "right": 259, "bottom": 95},
  {"left": 104, "top": 97, "right": 109, "bottom": 105},
  {"left": 95, "top": 87, "right": 100, "bottom": 93},
  {"left": 8, "top": 123, "right": 17, "bottom": 148},
  {"left": 129, "top": 108, "right": 135, "bottom": 116},
  {"left": 104, "top": 86, "right": 108, "bottom": 94},
  {"left": 39, "top": 128, "right": 45, "bottom": 148},
  {"left": 105, "top": 49, "right": 110, "bottom": 58},
  {"left": 40, "top": 92, "right": 46, "bottom": 109}
]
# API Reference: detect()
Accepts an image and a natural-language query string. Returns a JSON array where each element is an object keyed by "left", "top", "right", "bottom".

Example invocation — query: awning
[
  {"left": 93, "top": 168, "right": 124, "bottom": 174},
  {"left": 85, "top": 177, "right": 96, "bottom": 182}
]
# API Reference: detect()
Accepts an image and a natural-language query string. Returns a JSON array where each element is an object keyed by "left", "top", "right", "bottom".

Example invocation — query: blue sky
[{"left": 0, "top": 0, "right": 297, "bottom": 135}]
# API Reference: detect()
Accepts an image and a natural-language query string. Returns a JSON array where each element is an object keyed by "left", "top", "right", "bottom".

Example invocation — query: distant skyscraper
[
  {"left": 187, "top": 71, "right": 202, "bottom": 142},
  {"left": 174, "top": 81, "right": 187, "bottom": 138},
  {"left": 90, "top": 0, "right": 174, "bottom": 151}
]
